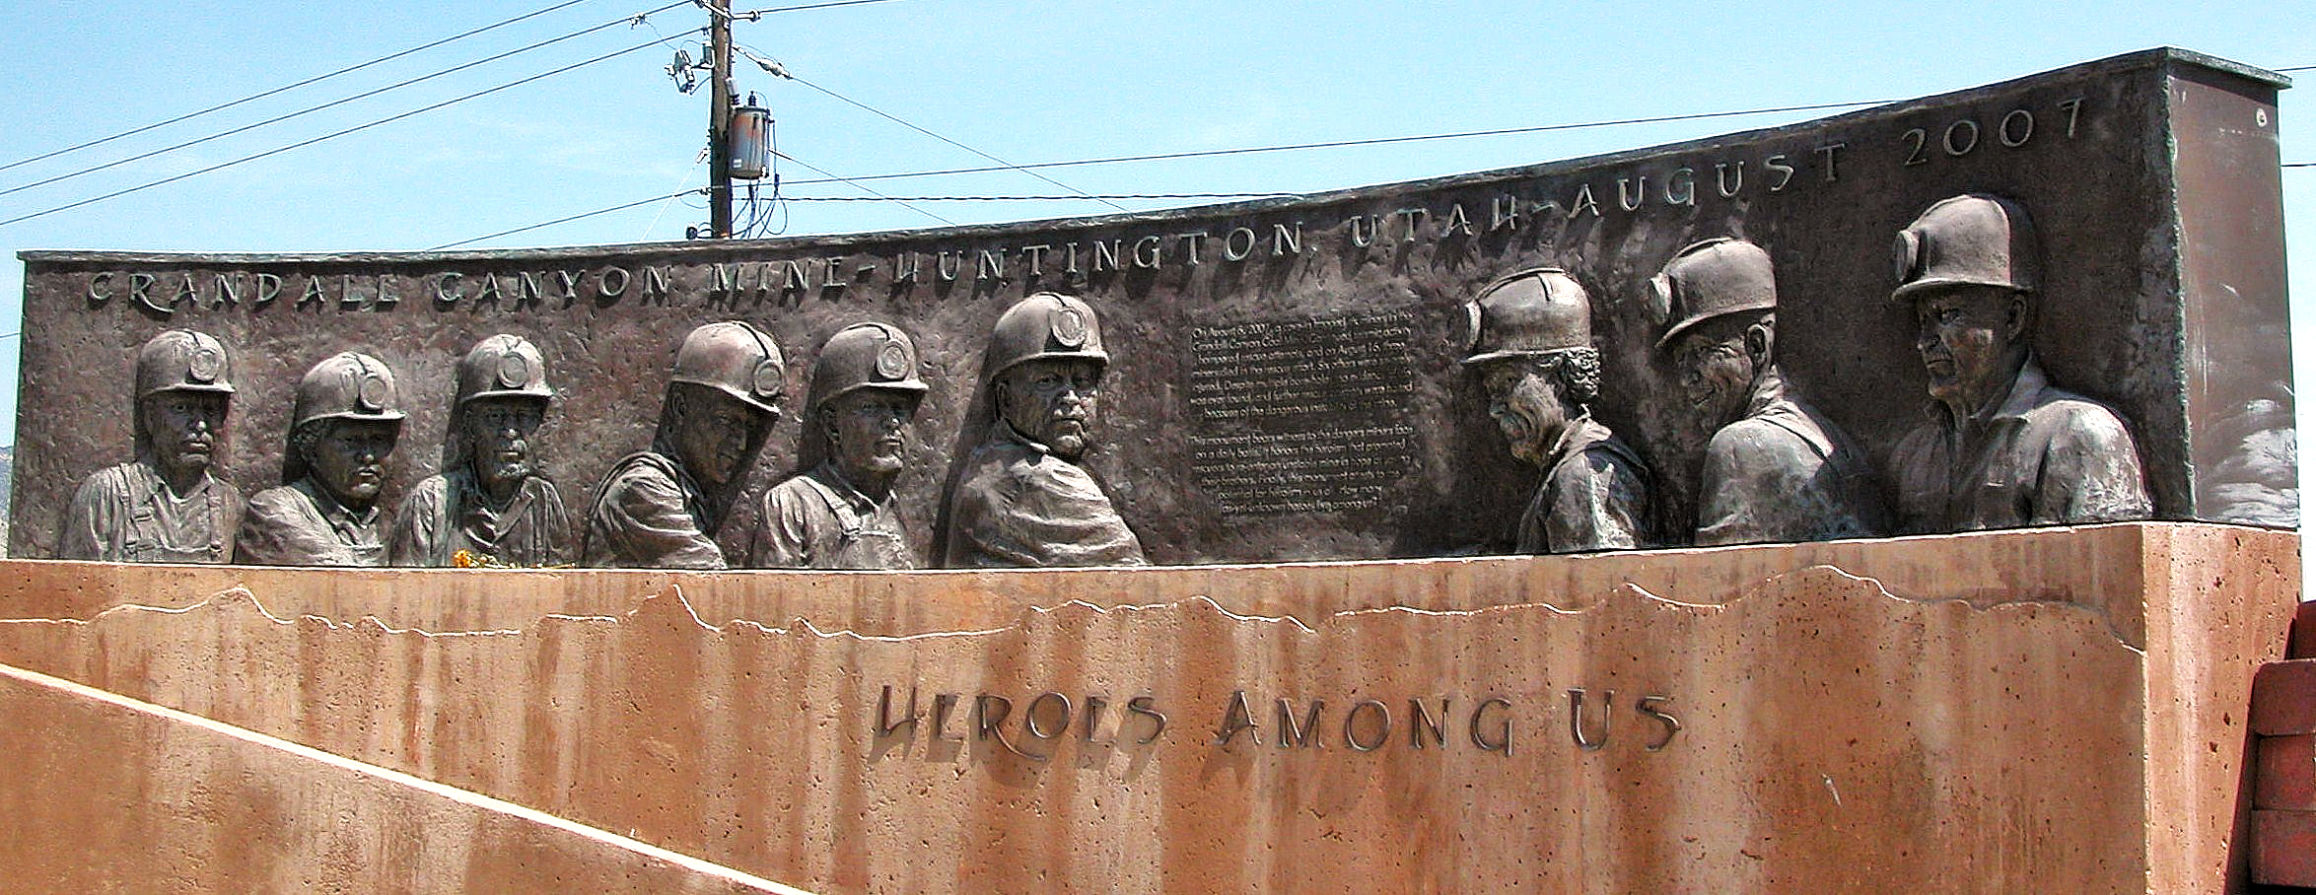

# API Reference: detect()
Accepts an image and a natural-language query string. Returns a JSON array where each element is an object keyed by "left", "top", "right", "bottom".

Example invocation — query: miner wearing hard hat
[
  {"left": 942, "top": 292, "right": 1146, "bottom": 567},
  {"left": 582, "top": 321, "right": 784, "bottom": 569},
  {"left": 237, "top": 352, "right": 406, "bottom": 566},
  {"left": 1653, "top": 238, "right": 1885, "bottom": 545},
  {"left": 1462, "top": 268, "right": 1650, "bottom": 553},
  {"left": 388, "top": 335, "right": 572, "bottom": 567},
  {"left": 60, "top": 330, "right": 246, "bottom": 563},
  {"left": 1887, "top": 194, "right": 2149, "bottom": 531},
  {"left": 749, "top": 322, "right": 928, "bottom": 570}
]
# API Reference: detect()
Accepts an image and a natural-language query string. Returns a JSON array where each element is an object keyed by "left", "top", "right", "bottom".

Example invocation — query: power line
[
  {"left": 773, "top": 99, "right": 1892, "bottom": 187},
  {"left": 742, "top": 192, "right": 1302, "bottom": 202},
  {"left": 770, "top": 64, "right": 1130, "bottom": 213},
  {"left": 444, "top": 100, "right": 1891, "bottom": 246},
  {"left": 0, "top": 0, "right": 602, "bottom": 175},
  {"left": 728, "top": 0, "right": 911, "bottom": 20},
  {"left": 0, "top": 36, "right": 672, "bottom": 230},
  {"left": 0, "top": 1, "right": 695, "bottom": 200},
  {"left": 434, "top": 98, "right": 2316, "bottom": 247},
  {"left": 773, "top": 152, "right": 956, "bottom": 225},
  {"left": 432, "top": 188, "right": 704, "bottom": 249},
  {"left": 2277, "top": 65, "right": 2315, "bottom": 72},
  {"left": 739, "top": 45, "right": 1124, "bottom": 212}
]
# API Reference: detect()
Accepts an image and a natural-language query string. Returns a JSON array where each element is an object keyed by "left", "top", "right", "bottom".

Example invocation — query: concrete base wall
[
  {"left": 0, "top": 662, "right": 806, "bottom": 894},
  {"left": 0, "top": 523, "right": 2295, "bottom": 893}
]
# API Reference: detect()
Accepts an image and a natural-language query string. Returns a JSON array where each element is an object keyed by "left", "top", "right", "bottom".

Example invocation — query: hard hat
[
  {"left": 1461, "top": 267, "right": 1594, "bottom": 365},
  {"left": 135, "top": 330, "right": 235, "bottom": 400},
  {"left": 671, "top": 321, "right": 785, "bottom": 416},
  {"left": 983, "top": 292, "right": 1109, "bottom": 385},
  {"left": 454, "top": 334, "right": 553, "bottom": 407},
  {"left": 291, "top": 352, "right": 405, "bottom": 429},
  {"left": 1652, "top": 238, "right": 1778, "bottom": 350},
  {"left": 1891, "top": 193, "right": 2042, "bottom": 302},
  {"left": 806, "top": 322, "right": 928, "bottom": 415}
]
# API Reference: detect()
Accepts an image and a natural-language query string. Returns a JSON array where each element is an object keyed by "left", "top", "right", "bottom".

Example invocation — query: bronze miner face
[
  {"left": 1912, "top": 285, "right": 2025, "bottom": 408},
  {"left": 463, "top": 397, "right": 545, "bottom": 493},
  {"left": 826, "top": 390, "right": 916, "bottom": 481},
  {"left": 1670, "top": 318, "right": 1761, "bottom": 435},
  {"left": 673, "top": 388, "right": 768, "bottom": 488},
  {"left": 141, "top": 391, "right": 228, "bottom": 480},
  {"left": 999, "top": 358, "right": 1102, "bottom": 461},
  {"left": 307, "top": 418, "right": 399, "bottom": 509},
  {"left": 1481, "top": 360, "right": 1568, "bottom": 467}
]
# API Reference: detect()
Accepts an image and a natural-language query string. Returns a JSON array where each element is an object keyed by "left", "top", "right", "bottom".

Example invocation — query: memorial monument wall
[
  {"left": 7, "top": 48, "right": 2296, "bottom": 567},
  {"left": 0, "top": 524, "right": 2297, "bottom": 892},
  {"left": 0, "top": 46, "right": 2304, "bottom": 894}
]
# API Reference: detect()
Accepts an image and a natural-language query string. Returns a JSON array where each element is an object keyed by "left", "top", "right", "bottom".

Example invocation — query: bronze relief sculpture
[
  {"left": 943, "top": 292, "right": 1147, "bottom": 568},
  {"left": 237, "top": 352, "right": 405, "bottom": 566},
  {"left": 751, "top": 322, "right": 927, "bottom": 570},
  {"left": 389, "top": 335, "right": 572, "bottom": 567},
  {"left": 1652, "top": 239, "right": 1886, "bottom": 545},
  {"left": 1463, "top": 268, "right": 1650, "bottom": 554},
  {"left": 582, "top": 321, "right": 784, "bottom": 569},
  {"left": 60, "top": 330, "right": 246, "bottom": 563},
  {"left": 1887, "top": 194, "right": 2151, "bottom": 531}
]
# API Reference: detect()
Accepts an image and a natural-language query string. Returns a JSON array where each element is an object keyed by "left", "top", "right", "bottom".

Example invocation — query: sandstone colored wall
[
  {"left": 0, "top": 523, "right": 2295, "bottom": 892},
  {"left": 0, "top": 662, "right": 809, "bottom": 894}
]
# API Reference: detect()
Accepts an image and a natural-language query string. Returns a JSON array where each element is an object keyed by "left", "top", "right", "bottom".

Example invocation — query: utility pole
[{"left": 706, "top": 0, "right": 734, "bottom": 238}]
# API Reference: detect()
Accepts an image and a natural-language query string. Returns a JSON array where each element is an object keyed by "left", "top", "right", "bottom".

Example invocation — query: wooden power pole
[{"left": 706, "top": 0, "right": 734, "bottom": 238}]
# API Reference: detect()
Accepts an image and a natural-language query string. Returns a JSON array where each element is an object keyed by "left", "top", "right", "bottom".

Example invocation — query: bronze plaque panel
[{"left": 8, "top": 49, "right": 2294, "bottom": 565}]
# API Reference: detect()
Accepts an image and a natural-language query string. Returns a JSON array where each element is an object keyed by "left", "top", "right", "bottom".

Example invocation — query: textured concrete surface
[
  {"left": 0, "top": 523, "right": 2294, "bottom": 892},
  {"left": 0, "top": 662, "right": 811, "bottom": 894}
]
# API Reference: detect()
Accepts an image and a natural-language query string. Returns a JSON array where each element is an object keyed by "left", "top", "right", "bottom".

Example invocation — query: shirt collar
[
  {"left": 296, "top": 477, "right": 378, "bottom": 527},
  {"left": 1920, "top": 352, "right": 2049, "bottom": 426},
  {"left": 807, "top": 461, "right": 883, "bottom": 514},
  {"left": 999, "top": 421, "right": 1055, "bottom": 458},
  {"left": 134, "top": 458, "right": 211, "bottom": 501},
  {"left": 1543, "top": 412, "right": 1608, "bottom": 467},
  {"left": 1743, "top": 367, "right": 1791, "bottom": 419},
  {"left": 1989, "top": 353, "right": 2050, "bottom": 422}
]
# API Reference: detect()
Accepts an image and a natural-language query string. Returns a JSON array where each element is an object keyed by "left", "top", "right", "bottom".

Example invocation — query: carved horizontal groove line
[{"left": 0, "top": 559, "right": 2151, "bottom": 651}]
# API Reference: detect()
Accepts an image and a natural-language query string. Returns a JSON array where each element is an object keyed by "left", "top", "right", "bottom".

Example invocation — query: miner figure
[
  {"left": 388, "top": 334, "right": 572, "bottom": 567},
  {"left": 943, "top": 292, "right": 1146, "bottom": 567},
  {"left": 751, "top": 322, "right": 927, "bottom": 570},
  {"left": 1888, "top": 194, "right": 2151, "bottom": 531},
  {"left": 582, "top": 321, "right": 784, "bottom": 569},
  {"left": 1462, "top": 267, "right": 1650, "bottom": 553},
  {"left": 237, "top": 352, "right": 405, "bottom": 566},
  {"left": 60, "top": 330, "right": 246, "bottom": 563},
  {"left": 1653, "top": 238, "right": 1886, "bottom": 545}
]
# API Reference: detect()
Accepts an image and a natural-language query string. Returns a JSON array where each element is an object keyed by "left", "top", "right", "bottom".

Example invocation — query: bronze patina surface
[{"left": 8, "top": 48, "right": 2294, "bottom": 565}]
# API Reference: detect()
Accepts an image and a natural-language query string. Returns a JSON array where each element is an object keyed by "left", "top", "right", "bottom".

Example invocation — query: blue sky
[{"left": 2, "top": 0, "right": 2313, "bottom": 527}]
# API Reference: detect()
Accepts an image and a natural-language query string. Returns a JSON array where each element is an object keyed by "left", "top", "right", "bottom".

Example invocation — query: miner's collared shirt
[
  {"left": 61, "top": 459, "right": 243, "bottom": 563},
  {"left": 752, "top": 462, "right": 916, "bottom": 570},
  {"left": 581, "top": 451, "right": 726, "bottom": 570},
  {"left": 388, "top": 468, "right": 572, "bottom": 568},
  {"left": 1892, "top": 354, "right": 2152, "bottom": 533},
  {"left": 941, "top": 423, "right": 1146, "bottom": 568},
  {"left": 1520, "top": 415, "right": 1650, "bottom": 554},
  {"left": 236, "top": 478, "right": 386, "bottom": 567},
  {"left": 1693, "top": 379, "right": 1887, "bottom": 546}
]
